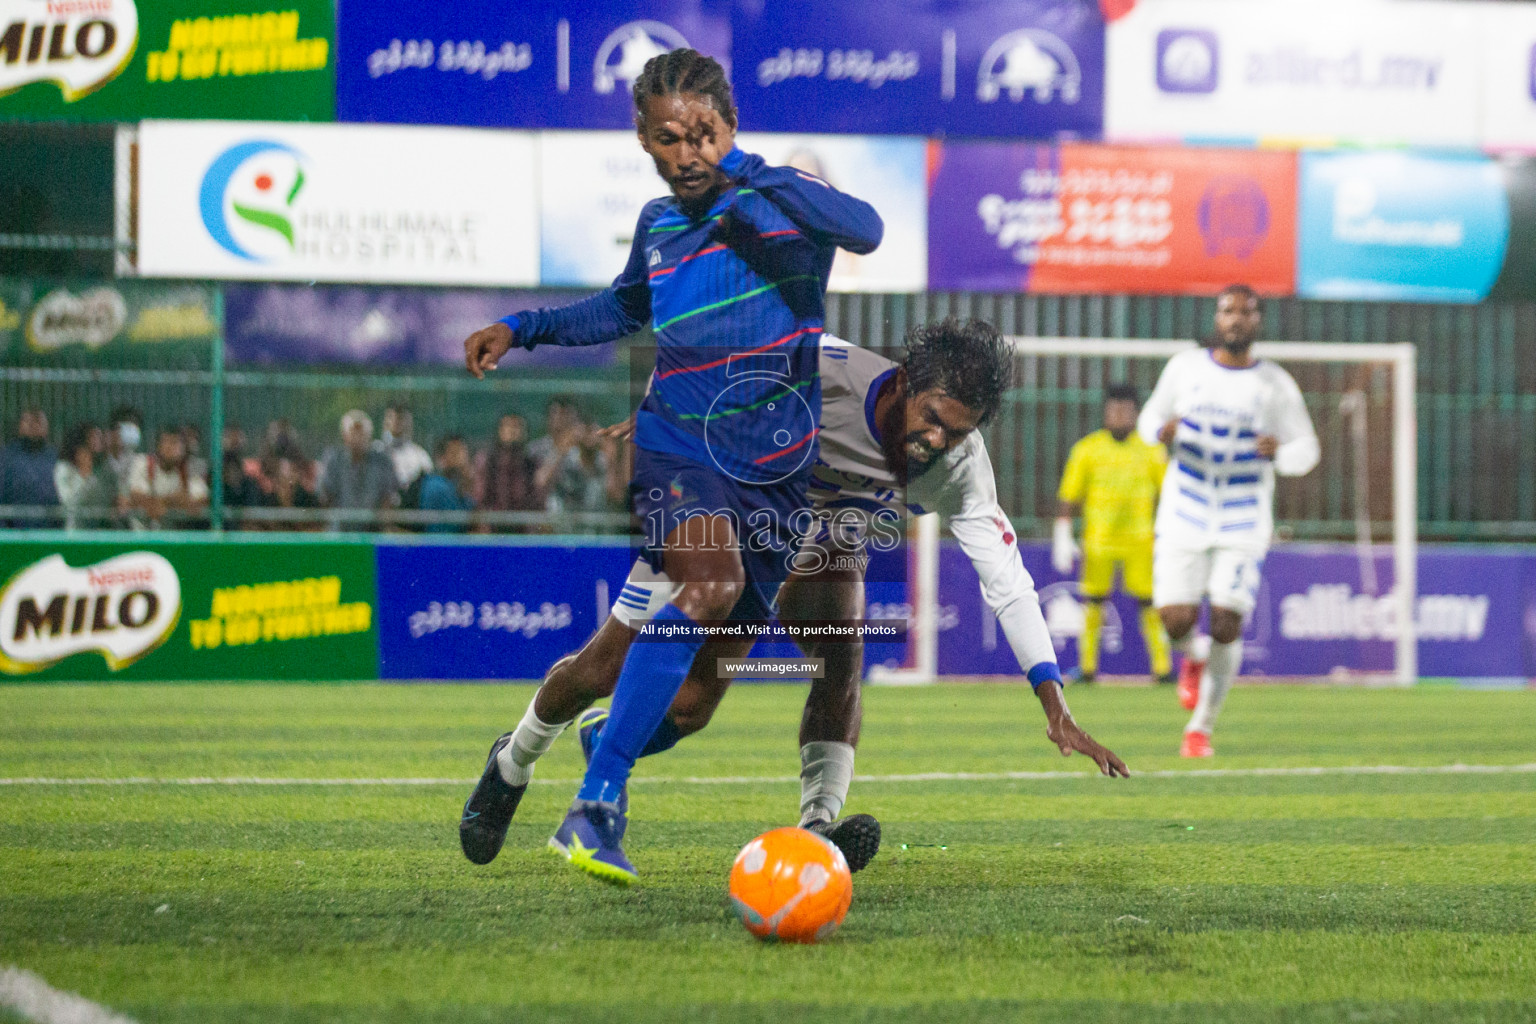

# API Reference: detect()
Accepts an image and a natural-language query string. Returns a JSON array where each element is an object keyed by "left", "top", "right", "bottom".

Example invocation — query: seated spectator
[
  {"left": 101, "top": 406, "right": 143, "bottom": 504},
  {"left": 537, "top": 416, "right": 626, "bottom": 532},
  {"left": 381, "top": 403, "right": 433, "bottom": 498},
  {"left": 318, "top": 410, "right": 397, "bottom": 530},
  {"left": 262, "top": 455, "right": 320, "bottom": 531},
  {"left": 418, "top": 434, "right": 475, "bottom": 534},
  {"left": 180, "top": 423, "right": 208, "bottom": 483},
  {"left": 1, "top": 407, "right": 59, "bottom": 527},
  {"left": 127, "top": 427, "right": 209, "bottom": 530},
  {"left": 220, "top": 426, "right": 266, "bottom": 527},
  {"left": 55, "top": 424, "right": 115, "bottom": 530},
  {"left": 528, "top": 395, "right": 580, "bottom": 472},
  {"left": 476, "top": 413, "right": 541, "bottom": 530}
]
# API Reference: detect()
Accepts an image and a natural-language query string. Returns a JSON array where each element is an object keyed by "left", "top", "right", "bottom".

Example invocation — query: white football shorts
[{"left": 1152, "top": 542, "right": 1265, "bottom": 618}]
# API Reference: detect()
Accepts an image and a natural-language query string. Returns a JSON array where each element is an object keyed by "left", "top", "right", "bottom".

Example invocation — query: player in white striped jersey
[
  {"left": 1138, "top": 284, "right": 1319, "bottom": 758},
  {"left": 459, "top": 320, "right": 1128, "bottom": 873}
]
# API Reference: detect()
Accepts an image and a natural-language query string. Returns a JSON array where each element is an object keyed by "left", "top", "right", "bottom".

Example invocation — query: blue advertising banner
[
  {"left": 223, "top": 284, "right": 616, "bottom": 367},
  {"left": 1297, "top": 151, "right": 1509, "bottom": 303},
  {"left": 376, "top": 543, "right": 636, "bottom": 680},
  {"left": 731, "top": 0, "right": 1103, "bottom": 137},
  {"left": 336, "top": 0, "right": 729, "bottom": 130}
]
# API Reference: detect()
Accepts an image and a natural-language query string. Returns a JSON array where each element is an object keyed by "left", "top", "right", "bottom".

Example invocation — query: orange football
[{"left": 728, "top": 826, "right": 852, "bottom": 944}]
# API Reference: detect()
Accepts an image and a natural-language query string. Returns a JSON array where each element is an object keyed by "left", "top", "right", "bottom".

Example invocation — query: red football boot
[
  {"left": 1180, "top": 730, "right": 1214, "bottom": 758},
  {"left": 1177, "top": 656, "right": 1204, "bottom": 711}
]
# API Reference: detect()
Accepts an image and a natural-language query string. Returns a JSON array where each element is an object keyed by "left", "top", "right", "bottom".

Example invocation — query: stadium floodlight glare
[{"left": 870, "top": 337, "right": 1418, "bottom": 687}]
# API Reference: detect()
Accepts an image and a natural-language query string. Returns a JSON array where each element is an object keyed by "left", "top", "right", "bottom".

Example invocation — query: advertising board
[{"left": 137, "top": 120, "right": 539, "bottom": 286}]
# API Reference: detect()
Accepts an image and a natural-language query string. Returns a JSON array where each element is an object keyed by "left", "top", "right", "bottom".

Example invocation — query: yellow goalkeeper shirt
[{"left": 1057, "top": 429, "right": 1166, "bottom": 550}]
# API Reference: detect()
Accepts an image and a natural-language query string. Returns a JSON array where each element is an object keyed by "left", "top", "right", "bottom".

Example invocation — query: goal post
[{"left": 869, "top": 337, "right": 1418, "bottom": 686}]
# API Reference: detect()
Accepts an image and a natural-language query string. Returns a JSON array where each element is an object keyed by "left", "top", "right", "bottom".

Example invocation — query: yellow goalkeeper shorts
[{"left": 1080, "top": 544, "right": 1154, "bottom": 602}]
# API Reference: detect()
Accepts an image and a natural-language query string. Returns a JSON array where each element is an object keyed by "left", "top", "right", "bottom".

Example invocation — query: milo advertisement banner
[
  {"left": 0, "top": 279, "right": 219, "bottom": 366},
  {"left": 0, "top": 541, "right": 377, "bottom": 680},
  {"left": 0, "top": 0, "right": 334, "bottom": 121}
]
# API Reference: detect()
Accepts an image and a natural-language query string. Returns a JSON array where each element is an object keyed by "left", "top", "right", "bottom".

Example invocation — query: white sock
[
  {"left": 1187, "top": 638, "right": 1242, "bottom": 735},
  {"left": 1171, "top": 631, "right": 1211, "bottom": 662},
  {"left": 496, "top": 698, "right": 570, "bottom": 787},
  {"left": 798, "top": 741, "right": 855, "bottom": 826}
]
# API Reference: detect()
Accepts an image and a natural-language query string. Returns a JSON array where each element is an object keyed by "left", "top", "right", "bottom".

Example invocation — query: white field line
[
  {"left": 1, "top": 763, "right": 1535, "bottom": 787},
  {"left": 0, "top": 966, "right": 136, "bottom": 1024}
]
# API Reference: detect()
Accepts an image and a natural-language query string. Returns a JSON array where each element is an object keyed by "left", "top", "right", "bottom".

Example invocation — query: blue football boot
[
  {"left": 549, "top": 799, "right": 637, "bottom": 884},
  {"left": 458, "top": 732, "right": 527, "bottom": 865},
  {"left": 576, "top": 708, "right": 628, "bottom": 835}
]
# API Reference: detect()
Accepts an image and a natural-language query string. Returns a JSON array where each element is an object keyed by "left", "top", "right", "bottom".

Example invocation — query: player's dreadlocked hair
[
  {"left": 632, "top": 49, "right": 737, "bottom": 129},
  {"left": 902, "top": 318, "right": 1015, "bottom": 426}
]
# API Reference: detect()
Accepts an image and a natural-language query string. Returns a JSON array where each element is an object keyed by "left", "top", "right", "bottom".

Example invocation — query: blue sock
[
  {"left": 587, "top": 713, "right": 684, "bottom": 759},
  {"left": 579, "top": 604, "right": 703, "bottom": 803}
]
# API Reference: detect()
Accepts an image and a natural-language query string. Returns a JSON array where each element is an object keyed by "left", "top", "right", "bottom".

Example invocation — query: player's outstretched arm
[
  {"left": 1037, "top": 680, "right": 1129, "bottom": 777},
  {"left": 720, "top": 148, "right": 884, "bottom": 254},
  {"left": 462, "top": 204, "right": 659, "bottom": 378}
]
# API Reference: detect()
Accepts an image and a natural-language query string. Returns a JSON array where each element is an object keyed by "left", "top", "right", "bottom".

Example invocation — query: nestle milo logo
[
  {"left": 0, "top": 0, "right": 139, "bottom": 102},
  {"left": 0, "top": 552, "right": 181, "bottom": 673}
]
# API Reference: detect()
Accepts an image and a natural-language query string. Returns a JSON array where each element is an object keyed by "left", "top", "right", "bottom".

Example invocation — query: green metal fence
[{"left": 4, "top": 283, "right": 1536, "bottom": 540}]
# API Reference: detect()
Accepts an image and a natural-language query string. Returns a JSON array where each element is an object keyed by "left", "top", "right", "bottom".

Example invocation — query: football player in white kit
[
  {"left": 460, "top": 319, "right": 1128, "bottom": 872},
  {"left": 1138, "top": 285, "right": 1319, "bottom": 758}
]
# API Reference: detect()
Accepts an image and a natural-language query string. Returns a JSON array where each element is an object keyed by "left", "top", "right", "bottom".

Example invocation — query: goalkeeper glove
[{"left": 1051, "top": 517, "right": 1080, "bottom": 576}]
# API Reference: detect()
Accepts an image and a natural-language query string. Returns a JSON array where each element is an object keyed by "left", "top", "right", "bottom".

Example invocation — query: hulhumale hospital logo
[
  {"left": 198, "top": 139, "right": 307, "bottom": 262},
  {"left": 593, "top": 20, "right": 688, "bottom": 95}
]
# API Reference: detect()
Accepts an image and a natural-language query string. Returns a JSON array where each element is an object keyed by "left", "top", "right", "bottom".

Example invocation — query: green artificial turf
[{"left": 1, "top": 683, "right": 1533, "bottom": 1024}]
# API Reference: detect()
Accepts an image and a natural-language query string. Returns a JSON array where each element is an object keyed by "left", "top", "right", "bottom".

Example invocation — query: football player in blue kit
[{"left": 460, "top": 48, "right": 883, "bottom": 883}]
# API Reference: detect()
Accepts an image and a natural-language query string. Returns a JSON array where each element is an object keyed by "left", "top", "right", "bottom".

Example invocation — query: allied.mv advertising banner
[{"left": 1104, "top": 0, "right": 1481, "bottom": 147}]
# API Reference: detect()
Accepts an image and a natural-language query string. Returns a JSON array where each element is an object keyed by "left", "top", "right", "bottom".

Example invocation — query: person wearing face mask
[
  {"left": 101, "top": 406, "right": 144, "bottom": 510},
  {"left": 1, "top": 407, "right": 59, "bottom": 527}
]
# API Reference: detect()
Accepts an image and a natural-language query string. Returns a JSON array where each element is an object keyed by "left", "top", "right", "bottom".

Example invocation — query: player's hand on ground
[
  {"left": 464, "top": 321, "right": 514, "bottom": 380},
  {"left": 1158, "top": 418, "right": 1180, "bottom": 446},
  {"left": 596, "top": 414, "right": 637, "bottom": 442},
  {"left": 1255, "top": 434, "right": 1279, "bottom": 459},
  {"left": 1047, "top": 716, "right": 1130, "bottom": 778}
]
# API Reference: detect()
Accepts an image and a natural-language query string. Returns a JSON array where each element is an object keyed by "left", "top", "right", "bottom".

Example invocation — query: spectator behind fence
[
  {"left": 103, "top": 406, "right": 142, "bottom": 502},
  {"left": 262, "top": 454, "right": 320, "bottom": 530},
  {"left": 2, "top": 407, "right": 59, "bottom": 527},
  {"left": 127, "top": 427, "right": 209, "bottom": 530},
  {"left": 180, "top": 422, "right": 207, "bottom": 483},
  {"left": 319, "top": 409, "right": 397, "bottom": 530},
  {"left": 537, "top": 415, "right": 625, "bottom": 531},
  {"left": 221, "top": 426, "right": 265, "bottom": 525},
  {"left": 55, "top": 423, "right": 115, "bottom": 530},
  {"left": 381, "top": 404, "right": 433, "bottom": 497},
  {"left": 528, "top": 395, "right": 580, "bottom": 472},
  {"left": 476, "top": 413, "right": 541, "bottom": 530},
  {"left": 418, "top": 434, "right": 475, "bottom": 534}
]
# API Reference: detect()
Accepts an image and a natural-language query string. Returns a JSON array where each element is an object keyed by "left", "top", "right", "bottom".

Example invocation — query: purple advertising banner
[
  {"left": 731, "top": 0, "right": 1103, "bottom": 137},
  {"left": 223, "top": 284, "right": 617, "bottom": 368},
  {"left": 939, "top": 542, "right": 1533, "bottom": 682}
]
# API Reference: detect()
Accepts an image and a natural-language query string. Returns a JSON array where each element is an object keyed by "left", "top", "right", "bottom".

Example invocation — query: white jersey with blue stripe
[
  {"left": 612, "top": 336, "right": 1059, "bottom": 679},
  {"left": 1137, "top": 347, "right": 1319, "bottom": 553}
]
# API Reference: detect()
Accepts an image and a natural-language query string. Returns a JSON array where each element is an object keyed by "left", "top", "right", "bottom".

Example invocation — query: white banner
[
  {"left": 1104, "top": 0, "right": 1482, "bottom": 147},
  {"left": 137, "top": 121, "right": 538, "bottom": 285},
  {"left": 539, "top": 130, "right": 926, "bottom": 292},
  {"left": 1479, "top": 3, "right": 1536, "bottom": 150}
]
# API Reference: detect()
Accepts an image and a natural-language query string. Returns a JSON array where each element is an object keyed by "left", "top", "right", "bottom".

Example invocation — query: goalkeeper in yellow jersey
[{"left": 1053, "top": 383, "right": 1173, "bottom": 684}]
